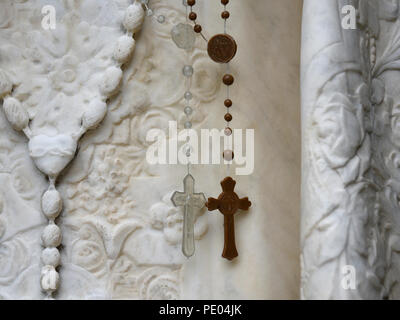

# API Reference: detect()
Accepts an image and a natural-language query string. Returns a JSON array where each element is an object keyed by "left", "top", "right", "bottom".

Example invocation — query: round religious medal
[{"left": 207, "top": 34, "right": 237, "bottom": 63}]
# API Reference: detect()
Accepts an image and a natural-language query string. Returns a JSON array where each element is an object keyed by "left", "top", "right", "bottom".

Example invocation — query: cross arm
[
  {"left": 191, "top": 192, "right": 206, "bottom": 208},
  {"left": 171, "top": 191, "right": 186, "bottom": 207},
  {"left": 206, "top": 197, "right": 220, "bottom": 211},
  {"left": 238, "top": 197, "right": 251, "bottom": 210}
]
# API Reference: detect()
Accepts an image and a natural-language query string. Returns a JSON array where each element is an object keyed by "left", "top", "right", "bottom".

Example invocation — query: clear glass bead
[
  {"left": 223, "top": 150, "right": 234, "bottom": 161},
  {"left": 183, "top": 65, "right": 193, "bottom": 77},
  {"left": 146, "top": 9, "right": 153, "bottom": 16},
  {"left": 171, "top": 23, "right": 196, "bottom": 50},
  {"left": 184, "top": 91, "right": 192, "bottom": 100},
  {"left": 224, "top": 127, "right": 232, "bottom": 136},
  {"left": 157, "top": 15, "right": 165, "bottom": 23},
  {"left": 184, "top": 106, "right": 193, "bottom": 116},
  {"left": 184, "top": 121, "right": 192, "bottom": 129},
  {"left": 183, "top": 0, "right": 188, "bottom": 6},
  {"left": 183, "top": 144, "right": 192, "bottom": 157}
]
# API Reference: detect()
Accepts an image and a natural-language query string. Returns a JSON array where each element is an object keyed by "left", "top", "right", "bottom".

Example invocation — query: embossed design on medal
[
  {"left": 0, "top": 0, "right": 145, "bottom": 299},
  {"left": 189, "top": 0, "right": 251, "bottom": 260},
  {"left": 207, "top": 34, "right": 237, "bottom": 64},
  {"left": 169, "top": 0, "right": 206, "bottom": 258}
]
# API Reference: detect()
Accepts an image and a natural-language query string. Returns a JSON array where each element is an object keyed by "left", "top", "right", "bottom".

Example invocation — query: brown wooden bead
[
  {"left": 187, "top": 0, "right": 195, "bottom": 6},
  {"left": 224, "top": 99, "right": 232, "bottom": 107},
  {"left": 221, "top": 11, "right": 230, "bottom": 19},
  {"left": 224, "top": 113, "right": 232, "bottom": 122},
  {"left": 223, "top": 74, "right": 234, "bottom": 86},
  {"left": 194, "top": 24, "right": 202, "bottom": 33},
  {"left": 189, "top": 12, "right": 197, "bottom": 21},
  {"left": 221, "top": 0, "right": 229, "bottom": 5}
]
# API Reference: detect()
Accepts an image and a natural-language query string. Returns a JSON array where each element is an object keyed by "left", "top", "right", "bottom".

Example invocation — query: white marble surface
[
  {"left": 301, "top": 0, "right": 400, "bottom": 300},
  {"left": 0, "top": 0, "right": 302, "bottom": 299}
]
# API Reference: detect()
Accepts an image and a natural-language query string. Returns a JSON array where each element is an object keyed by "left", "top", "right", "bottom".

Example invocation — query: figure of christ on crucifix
[{"left": 206, "top": 177, "right": 251, "bottom": 260}]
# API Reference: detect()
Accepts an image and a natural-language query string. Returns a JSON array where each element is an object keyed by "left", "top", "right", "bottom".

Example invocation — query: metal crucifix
[
  {"left": 171, "top": 174, "right": 206, "bottom": 258},
  {"left": 206, "top": 177, "right": 251, "bottom": 260}
]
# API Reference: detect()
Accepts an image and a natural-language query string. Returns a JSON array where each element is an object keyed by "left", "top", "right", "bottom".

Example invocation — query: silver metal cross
[{"left": 171, "top": 174, "right": 206, "bottom": 258}]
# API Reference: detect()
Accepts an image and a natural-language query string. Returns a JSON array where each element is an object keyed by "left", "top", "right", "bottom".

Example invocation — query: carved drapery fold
[{"left": 301, "top": 0, "right": 400, "bottom": 299}]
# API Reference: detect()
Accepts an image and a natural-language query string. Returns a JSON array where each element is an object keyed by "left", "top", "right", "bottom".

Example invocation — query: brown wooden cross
[{"left": 206, "top": 177, "right": 251, "bottom": 260}]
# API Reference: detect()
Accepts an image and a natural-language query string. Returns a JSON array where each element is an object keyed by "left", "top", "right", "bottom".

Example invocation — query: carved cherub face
[{"left": 150, "top": 201, "right": 182, "bottom": 245}]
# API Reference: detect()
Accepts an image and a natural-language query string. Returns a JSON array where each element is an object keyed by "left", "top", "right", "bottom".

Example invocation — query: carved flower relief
[
  {"left": 70, "top": 224, "right": 108, "bottom": 277},
  {"left": 147, "top": 2, "right": 181, "bottom": 40},
  {"left": 145, "top": 276, "right": 179, "bottom": 300},
  {"left": 100, "top": 197, "right": 133, "bottom": 224},
  {"left": 313, "top": 92, "right": 365, "bottom": 169},
  {"left": 134, "top": 108, "right": 175, "bottom": 147},
  {"left": 72, "top": 21, "right": 109, "bottom": 61},
  {"left": 11, "top": 161, "right": 37, "bottom": 201},
  {"left": 0, "top": 239, "right": 29, "bottom": 285},
  {"left": 49, "top": 55, "right": 89, "bottom": 96},
  {"left": 190, "top": 51, "right": 221, "bottom": 103},
  {"left": 66, "top": 146, "right": 135, "bottom": 224},
  {"left": 131, "top": 31, "right": 217, "bottom": 112},
  {"left": 385, "top": 151, "right": 400, "bottom": 191},
  {"left": 72, "top": 241, "right": 106, "bottom": 274},
  {"left": 136, "top": 267, "right": 180, "bottom": 300},
  {"left": 118, "top": 81, "right": 150, "bottom": 118},
  {"left": 97, "top": 148, "right": 127, "bottom": 193},
  {"left": 106, "top": 255, "right": 137, "bottom": 298},
  {"left": 88, "top": 147, "right": 130, "bottom": 198}
]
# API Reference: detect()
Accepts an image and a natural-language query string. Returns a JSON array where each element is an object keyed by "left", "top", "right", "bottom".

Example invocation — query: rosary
[{"left": 146, "top": 0, "right": 252, "bottom": 261}]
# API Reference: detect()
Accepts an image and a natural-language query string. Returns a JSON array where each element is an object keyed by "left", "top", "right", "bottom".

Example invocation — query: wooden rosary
[{"left": 187, "top": 0, "right": 252, "bottom": 261}]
